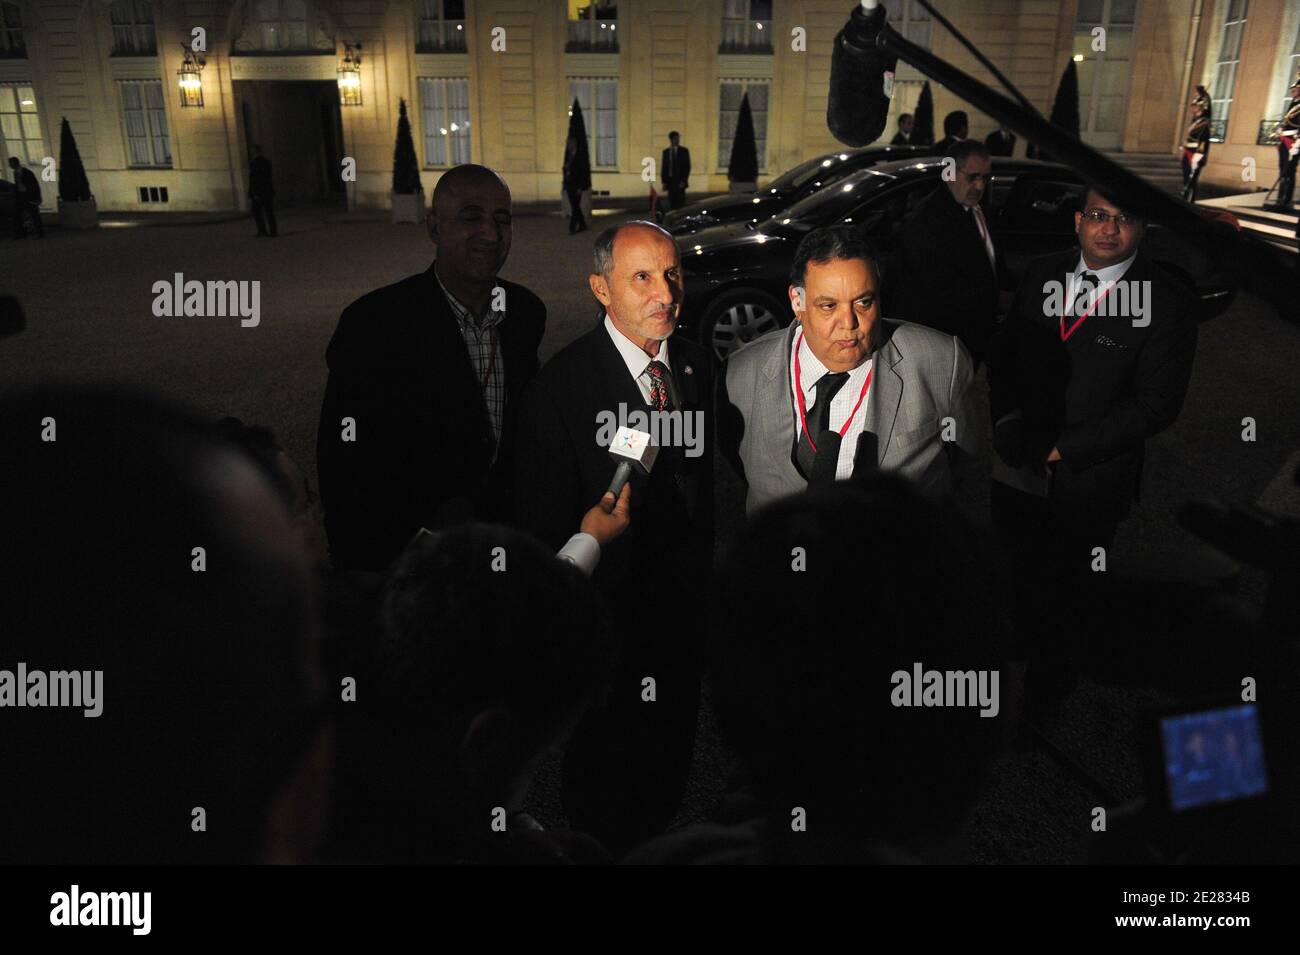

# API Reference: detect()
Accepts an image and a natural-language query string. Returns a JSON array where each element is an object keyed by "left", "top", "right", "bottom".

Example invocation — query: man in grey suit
[{"left": 720, "top": 224, "right": 978, "bottom": 514}]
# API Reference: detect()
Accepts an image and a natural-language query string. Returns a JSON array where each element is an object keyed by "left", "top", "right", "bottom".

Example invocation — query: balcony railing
[
  {"left": 719, "top": 19, "right": 772, "bottom": 53},
  {"left": 1257, "top": 119, "right": 1283, "bottom": 146},
  {"left": 567, "top": 17, "right": 618, "bottom": 53},
  {"left": 417, "top": 19, "right": 467, "bottom": 53}
]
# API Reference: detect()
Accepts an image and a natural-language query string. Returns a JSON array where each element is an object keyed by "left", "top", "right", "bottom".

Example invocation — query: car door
[{"left": 992, "top": 175, "right": 1086, "bottom": 281}]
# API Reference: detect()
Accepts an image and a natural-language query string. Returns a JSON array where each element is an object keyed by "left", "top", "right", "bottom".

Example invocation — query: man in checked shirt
[{"left": 317, "top": 164, "right": 548, "bottom": 573}]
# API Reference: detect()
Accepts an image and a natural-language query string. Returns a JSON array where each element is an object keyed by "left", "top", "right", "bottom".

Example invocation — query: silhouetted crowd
[{"left": 2, "top": 157, "right": 1296, "bottom": 866}]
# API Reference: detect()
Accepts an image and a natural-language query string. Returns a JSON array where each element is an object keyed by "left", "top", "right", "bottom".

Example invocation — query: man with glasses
[
  {"left": 987, "top": 185, "right": 1199, "bottom": 721},
  {"left": 898, "top": 139, "right": 1002, "bottom": 366}
]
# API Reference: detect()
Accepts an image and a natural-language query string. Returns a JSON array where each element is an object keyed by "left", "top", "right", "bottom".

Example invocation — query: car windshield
[
  {"left": 766, "top": 152, "right": 858, "bottom": 192},
  {"left": 762, "top": 169, "right": 894, "bottom": 230}
]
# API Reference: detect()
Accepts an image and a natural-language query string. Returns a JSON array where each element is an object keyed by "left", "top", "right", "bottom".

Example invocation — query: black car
[
  {"left": 676, "top": 157, "right": 1236, "bottom": 362},
  {"left": 661, "top": 144, "right": 938, "bottom": 236}
]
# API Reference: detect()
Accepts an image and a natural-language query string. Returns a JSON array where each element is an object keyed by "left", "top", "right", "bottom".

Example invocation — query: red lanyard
[
  {"left": 1059, "top": 281, "right": 1115, "bottom": 343},
  {"left": 792, "top": 330, "right": 872, "bottom": 453}
]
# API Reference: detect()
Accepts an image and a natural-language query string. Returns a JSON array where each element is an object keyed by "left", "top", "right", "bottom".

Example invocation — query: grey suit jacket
[{"left": 720, "top": 319, "right": 978, "bottom": 514}]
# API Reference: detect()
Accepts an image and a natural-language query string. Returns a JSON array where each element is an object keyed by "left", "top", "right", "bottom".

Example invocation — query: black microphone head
[{"left": 827, "top": 4, "right": 897, "bottom": 147}]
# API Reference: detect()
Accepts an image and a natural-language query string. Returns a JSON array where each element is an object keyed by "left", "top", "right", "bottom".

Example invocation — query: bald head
[{"left": 431, "top": 164, "right": 510, "bottom": 218}]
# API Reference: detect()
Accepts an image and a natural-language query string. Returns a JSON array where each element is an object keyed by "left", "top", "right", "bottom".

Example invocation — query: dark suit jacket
[
  {"left": 988, "top": 248, "right": 1198, "bottom": 522},
  {"left": 515, "top": 320, "right": 713, "bottom": 601},
  {"left": 985, "top": 129, "right": 1016, "bottom": 157},
  {"left": 661, "top": 146, "right": 691, "bottom": 189},
  {"left": 890, "top": 132, "right": 911, "bottom": 146},
  {"left": 317, "top": 263, "right": 546, "bottom": 571},
  {"left": 934, "top": 135, "right": 961, "bottom": 155},
  {"left": 249, "top": 155, "right": 274, "bottom": 198},
  {"left": 17, "top": 167, "right": 41, "bottom": 205},
  {"left": 898, "top": 184, "right": 1002, "bottom": 364}
]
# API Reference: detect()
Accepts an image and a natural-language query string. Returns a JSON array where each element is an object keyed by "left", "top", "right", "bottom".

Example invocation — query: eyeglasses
[{"left": 1081, "top": 207, "right": 1141, "bottom": 228}]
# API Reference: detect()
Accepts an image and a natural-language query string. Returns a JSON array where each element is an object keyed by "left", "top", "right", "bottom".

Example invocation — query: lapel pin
[{"left": 684, "top": 365, "right": 693, "bottom": 376}]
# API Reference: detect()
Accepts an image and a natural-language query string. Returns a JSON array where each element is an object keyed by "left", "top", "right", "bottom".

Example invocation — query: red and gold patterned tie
[{"left": 647, "top": 361, "right": 671, "bottom": 411}]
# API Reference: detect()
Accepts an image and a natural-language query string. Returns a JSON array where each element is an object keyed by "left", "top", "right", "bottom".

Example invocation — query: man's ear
[
  {"left": 788, "top": 284, "right": 806, "bottom": 320},
  {"left": 1073, "top": 211, "right": 1081, "bottom": 237},
  {"left": 459, "top": 707, "right": 514, "bottom": 788},
  {"left": 589, "top": 272, "right": 612, "bottom": 309}
]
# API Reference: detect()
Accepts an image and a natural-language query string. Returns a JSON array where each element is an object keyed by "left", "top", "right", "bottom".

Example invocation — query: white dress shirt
[
  {"left": 1066, "top": 251, "right": 1137, "bottom": 308},
  {"left": 789, "top": 330, "right": 873, "bottom": 481},
  {"left": 556, "top": 532, "right": 600, "bottom": 575},
  {"left": 604, "top": 314, "right": 672, "bottom": 405}
]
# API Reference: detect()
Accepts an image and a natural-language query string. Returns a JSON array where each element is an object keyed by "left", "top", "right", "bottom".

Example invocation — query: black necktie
[
  {"left": 1071, "top": 272, "right": 1099, "bottom": 316},
  {"left": 794, "top": 371, "right": 850, "bottom": 481}
]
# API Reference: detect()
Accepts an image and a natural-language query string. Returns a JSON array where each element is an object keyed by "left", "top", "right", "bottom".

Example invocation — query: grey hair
[{"left": 592, "top": 220, "right": 675, "bottom": 279}]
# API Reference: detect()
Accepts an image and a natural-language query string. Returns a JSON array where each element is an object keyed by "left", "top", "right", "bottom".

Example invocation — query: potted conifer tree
[
  {"left": 727, "top": 92, "right": 759, "bottom": 193},
  {"left": 57, "top": 117, "right": 98, "bottom": 229},
  {"left": 391, "top": 98, "right": 425, "bottom": 223}
]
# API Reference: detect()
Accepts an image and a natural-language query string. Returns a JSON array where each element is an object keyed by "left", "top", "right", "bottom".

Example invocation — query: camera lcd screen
[{"left": 1159, "top": 704, "right": 1268, "bottom": 812}]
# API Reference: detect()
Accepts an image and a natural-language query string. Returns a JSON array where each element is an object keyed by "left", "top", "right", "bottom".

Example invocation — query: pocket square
[{"left": 1093, "top": 334, "right": 1127, "bottom": 348}]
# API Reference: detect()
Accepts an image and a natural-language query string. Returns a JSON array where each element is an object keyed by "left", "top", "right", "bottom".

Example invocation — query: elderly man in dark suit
[
  {"left": 897, "top": 139, "right": 1001, "bottom": 366},
  {"left": 516, "top": 219, "right": 713, "bottom": 854},
  {"left": 661, "top": 131, "right": 691, "bottom": 211},
  {"left": 988, "top": 184, "right": 1198, "bottom": 717},
  {"left": 316, "top": 164, "right": 547, "bottom": 573}
]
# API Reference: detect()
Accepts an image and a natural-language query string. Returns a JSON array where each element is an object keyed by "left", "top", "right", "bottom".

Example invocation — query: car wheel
[{"left": 700, "top": 288, "right": 787, "bottom": 363}]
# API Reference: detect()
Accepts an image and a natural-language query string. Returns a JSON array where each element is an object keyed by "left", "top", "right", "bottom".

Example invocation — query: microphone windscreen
[{"left": 826, "top": 12, "right": 895, "bottom": 147}]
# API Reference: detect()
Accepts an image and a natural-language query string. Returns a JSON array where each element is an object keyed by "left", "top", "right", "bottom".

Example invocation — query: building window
[
  {"left": 419, "top": 77, "right": 471, "bottom": 167},
  {"left": 567, "top": 2, "right": 618, "bottom": 54},
  {"left": 417, "top": 0, "right": 466, "bottom": 53},
  {"left": 0, "top": 1, "right": 25, "bottom": 58},
  {"left": 236, "top": 0, "right": 333, "bottom": 54},
  {"left": 1210, "top": 0, "right": 1248, "bottom": 142},
  {"left": 111, "top": 1, "right": 157, "bottom": 56},
  {"left": 720, "top": 0, "right": 772, "bottom": 54},
  {"left": 119, "top": 79, "right": 171, "bottom": 167},
  {"left": 1279, "top": 15, "right": 1300, "bottom": 118},
  {"left": 568, "top": 76, "right": 618, "bottom": 169},
  {"left": 718, "top": 80, "right": 768, "bottom": 171},
  {"left": 0, "top": 83, "right": 45, "bottom": 164},
  {"left": 882, "top": 0, "right": 930, "bottom": 78}
]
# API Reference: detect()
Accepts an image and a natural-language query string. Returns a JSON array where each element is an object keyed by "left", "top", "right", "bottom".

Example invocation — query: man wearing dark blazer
[
  {"left": 988, "top": 184, "right": 1198, "bottom": 716},
  {"left": 516, "top": 219, "right": 713, "bottom": 855},
  {"left": 985, "top": 125, "right": 1016, "bottom": 157},
  {"left": 317, "top": 164, "right": 546, "bottom": 573},
  {"left": 933, "top": 110, "right": 969, "bottom": 157},
  {"left": 661, "top": 131, "right": 691, "bottom": 211},
  {"left": 898, "top": 139, "right": 1002, "bottom": 366}
]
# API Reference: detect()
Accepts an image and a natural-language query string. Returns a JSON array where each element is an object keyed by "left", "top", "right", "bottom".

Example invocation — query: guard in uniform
[
  {"left": 1181, "top": 89, "right": 1211, "bottom": 202},
  {"left": 1268, "top": 76, "right": 1300, "bottom": 212}
]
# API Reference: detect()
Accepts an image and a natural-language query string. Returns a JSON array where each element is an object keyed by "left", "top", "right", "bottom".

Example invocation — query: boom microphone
[
  {"left": 827, "top": 0, "right": 898, "bottom": 147},
  {"left": 607, "top": 426, "right": 658, "bottom": 497}
]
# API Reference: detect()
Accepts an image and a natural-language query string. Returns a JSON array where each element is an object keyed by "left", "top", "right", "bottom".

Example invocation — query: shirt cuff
[
  {"left": 556, "top": 532, "right": 601, "bottom": 577},
  {"left": 995, "top": 410, "right": 1024, "bottom": 428}
]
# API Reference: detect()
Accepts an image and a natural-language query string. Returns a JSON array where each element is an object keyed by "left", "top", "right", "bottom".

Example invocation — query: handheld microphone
[
  {"left": 607, "top": 426, "right": 658, "bottom": 497},
  {"left": 827, "top": 0, "right": 898, "bottom": 147}
]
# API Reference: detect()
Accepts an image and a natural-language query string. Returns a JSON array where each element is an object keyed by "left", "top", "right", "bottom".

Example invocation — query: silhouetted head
[
  {"left": 334, "top": 524, "right": 613, "bottom": 861},
  {"left": 943, "top": 110, "right": 969, "bottom": 138},
  {"left": 0, "top": 386, "right": 326, "bottom": 864},
  {"left": 668, "top": 131, "right": 680, "bottom": 146},
  {"left": 710, "top": 476, "right": 1007, "bottom": 859}
]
